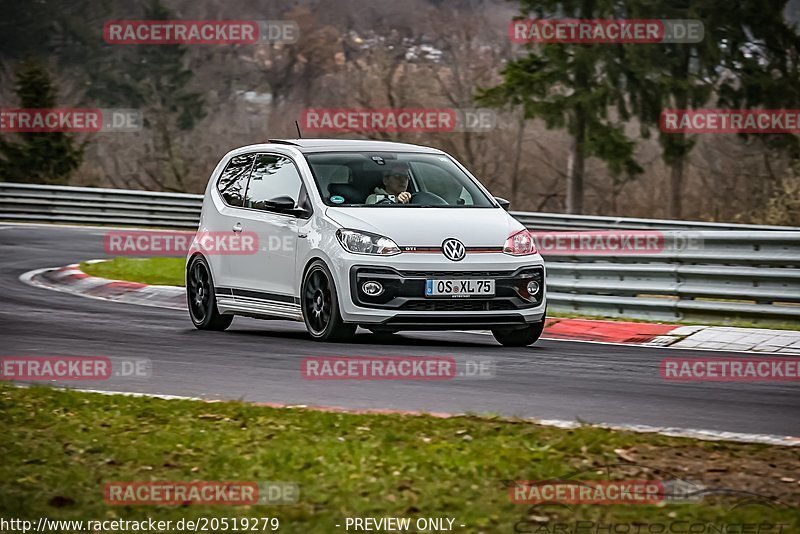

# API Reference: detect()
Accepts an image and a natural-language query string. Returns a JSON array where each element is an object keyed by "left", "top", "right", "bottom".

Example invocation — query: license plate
[{"left": 425, "top": 279, "right": 495, "bottom": 297}]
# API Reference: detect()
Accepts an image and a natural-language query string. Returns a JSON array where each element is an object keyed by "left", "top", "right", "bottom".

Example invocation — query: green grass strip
[{"left": 0, "top": 385, "right": 797, "bottom": 533}]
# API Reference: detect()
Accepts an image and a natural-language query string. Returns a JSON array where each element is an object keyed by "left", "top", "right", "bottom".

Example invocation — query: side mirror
[
  {"left": 267, "top": 195, "right": 312, "bottom": 218},
  {"left": 266, "top": 195, "right": 296, "bottom": 210},
  {"left": 494, "top": 197, "right": 511, "bottom": 211}
]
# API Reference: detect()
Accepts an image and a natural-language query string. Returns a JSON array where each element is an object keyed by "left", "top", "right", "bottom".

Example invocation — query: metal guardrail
[
  {"left": 4, "top": 181, "right": 798, "bottom": 232},
  {"left": 2, "top": 182, "right": 799, "bottom": 324},
  {"left": 547, "top": 249, "right": 800, "bottom": 323},
  {"left": 0, "top": 182, "right": 202, "bottom": 228},
  {"left": 512, "top": 211, "right": 800, "bottom": 231}
]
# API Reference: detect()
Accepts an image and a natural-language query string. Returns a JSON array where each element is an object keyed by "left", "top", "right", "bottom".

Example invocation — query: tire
[
  {"left": 492, "top": 321, "right": 544, "bottom": 347},
  {"left": 187, "top": 255, "right": 233, "bottom": 331},
  {"left": 301, "top": 260, "right": 356, "bottom": 342}
]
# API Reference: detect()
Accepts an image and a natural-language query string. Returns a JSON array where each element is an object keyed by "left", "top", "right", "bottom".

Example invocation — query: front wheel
[
  {"left": 492, "top": 321, "right": 544, "bottom": 347},
  {"left": 187, "top": 255, "right": 233, "bottom": 331},
  {"left": 301, "top": 261, "right": 356, "bottom": 342}
]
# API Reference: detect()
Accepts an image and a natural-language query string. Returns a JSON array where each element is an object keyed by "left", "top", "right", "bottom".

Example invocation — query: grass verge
[
  {"left": 0, "top": 385, "right": 797, "bottom": 533},
  {"left": 80, "top": 257, "right": 185, "bottom": 286}
]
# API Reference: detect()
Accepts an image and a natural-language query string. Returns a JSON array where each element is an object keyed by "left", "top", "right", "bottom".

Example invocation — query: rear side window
[{"left": 216, "top": 153, "right": 255, "bottom": 207}]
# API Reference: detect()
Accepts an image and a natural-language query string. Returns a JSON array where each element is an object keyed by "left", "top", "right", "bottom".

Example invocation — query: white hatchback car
[{"left": 187, "top": 139, "right": 546, "bottom": 346}]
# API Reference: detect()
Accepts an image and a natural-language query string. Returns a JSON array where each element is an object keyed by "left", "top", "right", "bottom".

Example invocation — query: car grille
[
  {"left": 399, "top": 270, "right": 516, "bottom": 278},
  {"left": 400, "top": 300, "right": 516, "bottom": 312}
]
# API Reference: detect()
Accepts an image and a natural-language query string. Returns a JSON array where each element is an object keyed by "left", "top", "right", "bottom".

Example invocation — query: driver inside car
[{"left": 365, "top": 162, "right": 412, "bottom": 204}]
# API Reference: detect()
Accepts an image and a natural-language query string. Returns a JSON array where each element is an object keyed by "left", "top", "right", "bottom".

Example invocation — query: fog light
[
  {"left": 362, "top": 281, "right": 384, "bottom": 296},
  {"left": 526, "top": 281, "right": 540, "bottom": 295}
]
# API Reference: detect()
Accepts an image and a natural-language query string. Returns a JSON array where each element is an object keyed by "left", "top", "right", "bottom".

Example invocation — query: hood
[{"left": 324, "top": 206, "right": 523, "bottom": 247}]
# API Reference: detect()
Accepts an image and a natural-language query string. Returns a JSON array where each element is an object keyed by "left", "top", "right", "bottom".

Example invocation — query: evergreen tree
[
  {"left": 478, "top": 0, "right": 642, "bottom": 214},
  {"left": 624, "top": 0, "right": 800, "bottom": 218},
  {"left": 0, "top": 0, "right": 113, "bottom": 100},
  {"left": 107, "top": 0, "right": 206, "bottom": 191},
  {"left": 0, "top": 59, "right": 85, "bottom": 184}
]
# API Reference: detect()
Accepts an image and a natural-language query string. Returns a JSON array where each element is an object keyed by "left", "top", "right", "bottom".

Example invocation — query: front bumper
[{"left": 330, "top": 253, "right": 547, "bottom": 329}]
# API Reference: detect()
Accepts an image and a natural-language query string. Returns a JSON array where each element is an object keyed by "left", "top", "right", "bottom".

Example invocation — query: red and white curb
[
  {"left": 542, "top": 318, "right": 800, "bottom": 353},
  {"left": 19, "top": 261, "right": 185, "bottom": 310},
  {"left": 19, "top": 261, "right": 800, "bottom": 354},
  {"left": 653, "top": 325, "right": 800, "bottom": 353},
  {"left": 24, "top": 386, "right": 799, "bottom": 447}
]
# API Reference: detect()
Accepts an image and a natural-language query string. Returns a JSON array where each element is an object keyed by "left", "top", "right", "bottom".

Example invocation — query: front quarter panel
[{"left": 295, "top": 209, "right": 345, "bottom": 297}]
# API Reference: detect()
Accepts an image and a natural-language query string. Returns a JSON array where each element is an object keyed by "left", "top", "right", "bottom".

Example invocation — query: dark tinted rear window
[{"left": 216, "top": 153, "right": 254, "bottom": 207}]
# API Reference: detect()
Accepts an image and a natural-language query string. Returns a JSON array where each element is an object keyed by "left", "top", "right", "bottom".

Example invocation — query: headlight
[
  {"left": 503, "top": 229, "right": 537, "bottom": 256},
  {"left": 336, "top": 228, "right": 400, "bottom": 255}
]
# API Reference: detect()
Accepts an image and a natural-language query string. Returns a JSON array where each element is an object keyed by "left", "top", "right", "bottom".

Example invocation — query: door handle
[
  {"left": 232, "top": 222, "right": 243, "bottom": 233},
  {"left": 298, "top": 232, "right": 308, "bottom": 239}
]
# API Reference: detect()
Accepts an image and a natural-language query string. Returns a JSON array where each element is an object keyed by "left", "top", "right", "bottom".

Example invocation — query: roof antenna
[{"left": 295, "top": 120, "right": 302, "bottom": 139}]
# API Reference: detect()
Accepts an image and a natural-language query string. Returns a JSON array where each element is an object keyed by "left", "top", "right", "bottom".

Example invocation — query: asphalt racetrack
[{"left": 1, "top": 223, "right": 797, "bottom": 438}]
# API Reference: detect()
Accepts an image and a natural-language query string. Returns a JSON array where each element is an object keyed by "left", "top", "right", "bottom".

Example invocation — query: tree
[
  {"left": 0, "top": 59, "right": 85, "bottom": 184},
  {"left": 0, "top": 0, "right": 113, "bottom": 101},
  {"left": 105, "top": 0, "right": 206, "bottom": 192},
  {"left": 760, "top": 168, "right": 800, "bottom": 225},
  {"left": 624, "top": 0, "right": 800, "bottom": 218},
  {"left": 477, "top": 0, "right": 642, "bottom": 214}
]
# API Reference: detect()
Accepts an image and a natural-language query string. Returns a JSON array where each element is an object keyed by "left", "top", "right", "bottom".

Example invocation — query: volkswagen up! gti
[{"left": 186, "top": 139, "right": 546, "bottom": 346}]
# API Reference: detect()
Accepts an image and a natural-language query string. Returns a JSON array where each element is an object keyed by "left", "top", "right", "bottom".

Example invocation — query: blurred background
[{"left": 2, "top": 0, "right": 800, "bottom": 224}]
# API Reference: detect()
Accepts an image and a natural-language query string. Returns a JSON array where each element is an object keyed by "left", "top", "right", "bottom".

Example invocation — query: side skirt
[{"left": 215, "top": 287, "right": 303, "bottom": 321}]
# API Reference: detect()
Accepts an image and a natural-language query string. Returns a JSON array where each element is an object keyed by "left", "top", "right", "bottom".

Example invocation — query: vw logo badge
[{"left": 442, "top": 238, "right": 466, "bottom": 262}]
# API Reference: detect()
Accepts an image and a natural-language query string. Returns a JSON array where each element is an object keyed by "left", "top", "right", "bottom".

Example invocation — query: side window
[
  {"left": 245, "top": 154, "right": 303, "bottom": 211},
  {"left": 216, "top": 153, "right": 254, "bottom": 207}
]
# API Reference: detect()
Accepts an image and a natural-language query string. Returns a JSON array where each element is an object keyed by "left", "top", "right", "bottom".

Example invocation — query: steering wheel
[{"left": 409, "top": 191, "right": 448, "bottom": 205}]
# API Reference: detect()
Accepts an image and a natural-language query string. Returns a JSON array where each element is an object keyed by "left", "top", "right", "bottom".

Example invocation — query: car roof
[{"left": 258, "top": 138, "right": 445, "bottom": 154}]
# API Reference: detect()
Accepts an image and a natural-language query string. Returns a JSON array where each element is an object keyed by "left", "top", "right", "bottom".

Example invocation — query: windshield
[{"left": 304, "top": 152, "right": 495, "bottom": 207}]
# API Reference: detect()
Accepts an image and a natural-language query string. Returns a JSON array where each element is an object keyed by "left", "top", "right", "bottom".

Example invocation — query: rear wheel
[
  {"left": 301, "top": 261, "right": 356, "bottom": 342},
  {"left": 187, "top": 256, "right": 233, "bottom": 331},
  {"left": 492, "top": 321, "right": 544, "bottom": 347}
]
